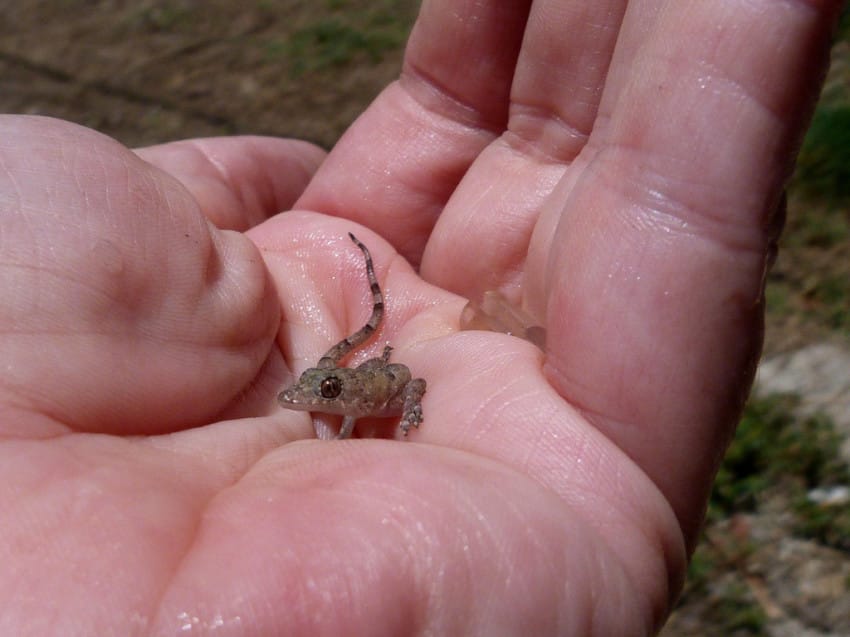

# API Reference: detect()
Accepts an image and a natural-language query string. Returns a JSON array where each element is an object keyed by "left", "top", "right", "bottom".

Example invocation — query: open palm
[{"left": 0, "top": 2, "right": 840, "bottom": 635}]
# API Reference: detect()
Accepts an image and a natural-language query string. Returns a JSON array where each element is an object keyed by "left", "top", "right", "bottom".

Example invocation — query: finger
[
  {"left": 423, "top": 0, "right": 630, "bottom": 300},
  {"left": 135, "top": 136, "right": 325, "bottom": 231},
  {"left": 0, "top": 116, "right": 280, "bottom": 437},
  {"left": 294, "top": 0, "right": 532, "bottom": 264},
  {"left": 540, "top": 1, "right": 842, "bottom": 539}
]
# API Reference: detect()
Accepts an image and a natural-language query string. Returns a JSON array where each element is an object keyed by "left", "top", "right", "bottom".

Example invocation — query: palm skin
[{"left": 0, "top": 1, "right": 841, "bottom": 635}]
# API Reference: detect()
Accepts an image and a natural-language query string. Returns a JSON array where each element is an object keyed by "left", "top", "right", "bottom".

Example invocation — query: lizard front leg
[
  {"left": 336, "top": 415, "right": 358, "bottom": 440},
  {"left": 399, "top": 378, "right": 426, "bottom": 436}
]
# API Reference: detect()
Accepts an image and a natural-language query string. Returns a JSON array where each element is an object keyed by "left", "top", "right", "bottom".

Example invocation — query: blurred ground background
[
  {"left": 1, "top": 2, "right": 849, "bottom": 635},
  {"left": 0, "top": 0, "right": 418, "bottom": 146}
]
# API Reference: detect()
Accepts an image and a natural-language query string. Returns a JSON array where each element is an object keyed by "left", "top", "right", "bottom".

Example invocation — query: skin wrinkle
[
  {"left": 188, "top": 140, "right": 233, "bottom": 193},
  {"left": 505, "top": 104, "right": 591, "bottom": 164},
  {"left": 403, "top": 1, "right": 529, "bottom": 127},
  {"left": 142, "top": 469, "right": 210, "bottom": 634},
  {"left": 583, "top": 144, "right": 772, "bottom": 257},
  {"left": 186, "top": 140, "right": 269, "bottom": 226},
  {"left": 398, "top": 69, "right": 506, "bottom": 140}
]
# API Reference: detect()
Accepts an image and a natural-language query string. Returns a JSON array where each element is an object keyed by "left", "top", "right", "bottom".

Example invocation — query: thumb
[{"left": 0, "top": 116, "right": 278, "bottom": 436}]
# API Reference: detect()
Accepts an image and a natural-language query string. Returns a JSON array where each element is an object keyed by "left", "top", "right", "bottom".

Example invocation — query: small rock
[
  {"left": 807, "top": 485, "right": 850, "bottom": 507},
  {"left": 756, "top": 343, "right": 850, "bottom": 464}
]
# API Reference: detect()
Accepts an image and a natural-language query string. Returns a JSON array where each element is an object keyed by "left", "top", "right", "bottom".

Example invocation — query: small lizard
[{"left": 277, "top": 233, "right": 426, "bottom": 439}]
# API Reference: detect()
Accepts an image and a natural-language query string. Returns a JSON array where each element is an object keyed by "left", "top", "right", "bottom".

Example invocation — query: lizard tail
[{"left": 317, "top": 233, "right": 385, "bottom": 368}]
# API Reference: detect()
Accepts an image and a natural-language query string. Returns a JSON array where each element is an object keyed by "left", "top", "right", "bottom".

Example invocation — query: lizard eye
[{"left": 320, "top": 376, "right": 342, "bottom": 399}]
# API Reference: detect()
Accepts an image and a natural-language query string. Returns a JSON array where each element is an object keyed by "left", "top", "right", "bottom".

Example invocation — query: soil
[{"left": 0, "top": 1, "right": 418, "bottom": 148}]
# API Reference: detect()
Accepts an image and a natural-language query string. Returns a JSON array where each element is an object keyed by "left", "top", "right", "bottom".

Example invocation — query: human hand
[{"left": 0, "top": 1, "right": 841, "bottom": 635}]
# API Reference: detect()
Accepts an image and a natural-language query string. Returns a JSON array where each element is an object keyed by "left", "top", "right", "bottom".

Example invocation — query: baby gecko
[{"left": 277, "top": 233, "right": 426, "bottom": 439}]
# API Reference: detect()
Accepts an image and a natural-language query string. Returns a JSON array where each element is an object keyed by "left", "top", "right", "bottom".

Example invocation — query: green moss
[
  {"left": 708, "top": 394, "right": 798, "bottom": 520},
  {"left": 683, "top": 545, "right": 715, "bottom": 594},
  {"left": 267, "top": 2, "right": 413, "bottom": 77},
  {"left": 765, "top": 282, "right": 792, "bottom": 318},
  {"left": 716, "top": 602, "right": 767, "bottom": 635},
  {"left": 714, "top": 582, "right": 768, "bottom": 635},
  {"left": 791, "top": 495, "right": 850, "bottom": 550},
  {"left": 809, "top": 274, "right": 850, "bottom": 330},
  {"left": 783, "top": 204, "right": 850, "bottom": 250},
  {"left": 793, "top": 106, "right": 850, "bottom": 204},
  {"left": 708, "top": 394, "right": 850, "bottom": 549},
  {"left": 839, "top": 5, "right": 850, "bottom": 41}
]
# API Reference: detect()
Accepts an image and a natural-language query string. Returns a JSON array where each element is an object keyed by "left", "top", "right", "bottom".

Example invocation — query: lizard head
[{"left": 278, "top": 366, "right": 380, "bottom": 416}]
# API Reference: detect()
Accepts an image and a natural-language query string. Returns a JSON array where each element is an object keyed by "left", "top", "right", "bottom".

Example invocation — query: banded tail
[{"left": 317, "top": 233, "right": 384, "bottom": 368}]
